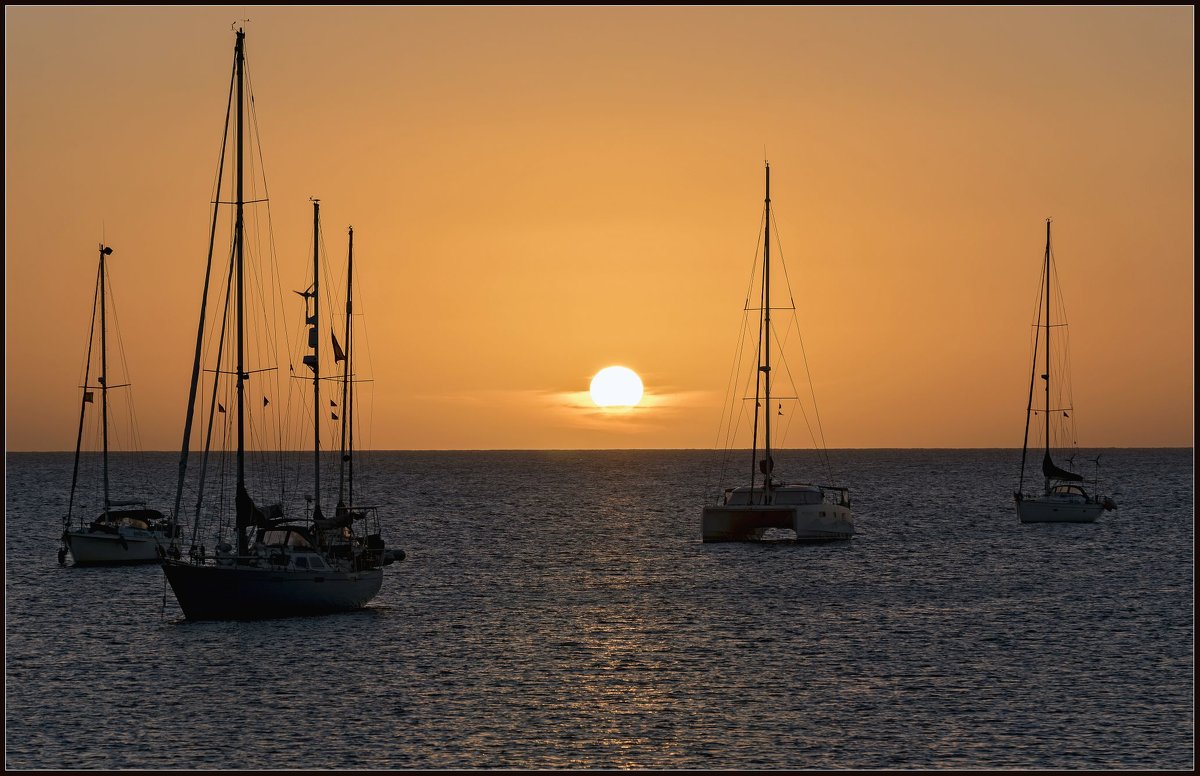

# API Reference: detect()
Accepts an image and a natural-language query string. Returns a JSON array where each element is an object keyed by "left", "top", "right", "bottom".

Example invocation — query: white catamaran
[
  {"left": 702, "top": 163, "right": 854, "bottom": 542},
  {"left": 160, "top": 29, "right": 401, "bottom": 619},
  {"left": 1014, "top": 219, "right": 1117, "bottom": 523},
  {"left": 60, "top": 243, "right": 178, "bottom": 566}
]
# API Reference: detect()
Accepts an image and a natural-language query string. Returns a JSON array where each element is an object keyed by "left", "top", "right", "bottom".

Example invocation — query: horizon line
[{"left": 7, "top": 445, "right": 1194, "bottom": 454}]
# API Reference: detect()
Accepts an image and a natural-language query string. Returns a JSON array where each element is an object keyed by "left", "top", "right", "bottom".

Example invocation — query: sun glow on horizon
[{"left": 589, "top": 366, "right": 644, "bottom": 408}]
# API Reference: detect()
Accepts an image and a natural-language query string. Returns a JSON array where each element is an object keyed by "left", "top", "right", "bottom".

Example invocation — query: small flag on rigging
[
  {"left": 332, "top": 412, "right": 339, "bottom": 421},
  {"left": 332, "top": 333, "right": 346, "bottom": 363},
  {"left": 218, "top": 403, "right": 226, "bottom": 413},
  {"left": 330, "top": 399, "right": 337, "bottom": 407},
  {"left": 83, "top": 392, "right": 94, "bottom": 403},
  {"left": 263, "top": 397, "right": 270, "bottom": 407}
]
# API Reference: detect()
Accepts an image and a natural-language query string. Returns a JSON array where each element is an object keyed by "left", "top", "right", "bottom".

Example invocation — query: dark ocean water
[{"left": 4, "top": 449, "right": 1193, "bottom": 769}]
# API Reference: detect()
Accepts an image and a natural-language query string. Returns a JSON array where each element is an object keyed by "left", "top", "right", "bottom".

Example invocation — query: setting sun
[{"left": 589, "top": 366, "right": 644, "bottom": 408}]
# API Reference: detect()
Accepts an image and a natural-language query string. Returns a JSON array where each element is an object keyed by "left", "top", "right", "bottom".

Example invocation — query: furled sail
[{"left": 1042, "top": 452, "right": 1083, "bottom": 482}]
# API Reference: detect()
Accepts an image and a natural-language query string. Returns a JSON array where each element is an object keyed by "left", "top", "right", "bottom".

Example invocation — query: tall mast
[
  {"left": 173, "top": 53, "right": 235, "bottom": 541},
  {"left": 310, "top": 199, "right": 322, "bottom": 520},
  {"left": 1043, "top": 218, "right": 1052, "bottom": 492},
  {"left": 99, "top": 244, "right": 111, "bottom": 519},
  {"left": 762, "top": 162, "right": 773, "bottom": 501},
  {"left": 338, "top": 227, "right": 353, "bottom": 508},
  {"left": 67, "top": 259, "right": 102, "bottom": 529},
  {"left": 234, "top": 28, "right": 248, "bottom": 556}
]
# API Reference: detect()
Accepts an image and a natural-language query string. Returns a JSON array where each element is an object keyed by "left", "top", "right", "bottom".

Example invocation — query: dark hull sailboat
[
  {"left": 1013, "top": 220, "right": 1116, "bottom": 524},
  {"left": 163, "top": 556, "right": 382, "bottom": 620},
  {"left": 700, "top": 163, "right": 853, "bottom": 543},
  {"left": 160, "top": 29, "right": 400, "bottom": 620}
]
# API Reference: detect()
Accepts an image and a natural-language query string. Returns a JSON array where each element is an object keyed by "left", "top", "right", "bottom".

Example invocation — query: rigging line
[
  {"left": 182, "top": 52, "right": 237, "bottom": 533},
  {"left": 716, "top": 356, "right": 756, "bottom": 501},
  {"left": 193, "top": 250, "right": 236, "bottom": 546},
  {"left": 766, "top": 204, "right": 835, "bottom": 481},
  {"left": 710, "top": 311, "right": 755, "bottom": 502},
  {"left": 770, "top": 316, "right": 822, "bottom": 473},
  {"left": 246, "top": 76, "right": 293, "bottom": 487},
  {"left": 100, "top": 262, "right": 147, "bottom": 479},
  {"left": 789, "top": 312, "right": 835, "bottom": 481},
  {"left": 315, "top": 209, "right": 346, "bottom": 467},
  {"left": 741, "top": 209, "right": 767, "bottom": 311},
  {"left": 765, "top": 203, "right": 835, "bottom": 480},
  {"left": 723, "top": 316, "right": 755, "bottom": 448},
  {"left": 357, "top": 263, "right": 377, "bottom": 465},
  {"left": 713, "top": 316, "right": 746, "bottom": 499},
  {"left": 724, "top": 387, "right": 753, "bottom": 495},
  {"left": 708, "top": 300, "right": 753, "bottom": 498},
  {"left": 767, "top": 318, "right": 811, "bottom": 454},
  {"left": 768, "top": 207, "right": 799, "bottom": 310},
  {"left": 1019, "top": 256, "right": 1045, "bottom": 482},
  {"left": 1049, "top": 251, "right": 1081, "bottom": 450}
]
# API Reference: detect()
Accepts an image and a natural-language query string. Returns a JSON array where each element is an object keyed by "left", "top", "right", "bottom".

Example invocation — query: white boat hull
[
  {"left": 702, "top": 503, "right": 854, "bottom": 542},
  {"left": 162, "top": 559, "right": 383, "bottom": 620},
  {"left": 64, "top": 528, "right": 170, "bottom": 566},
  {"left": 1015, "top": 497, "right": 1105, "bottom": 523}
]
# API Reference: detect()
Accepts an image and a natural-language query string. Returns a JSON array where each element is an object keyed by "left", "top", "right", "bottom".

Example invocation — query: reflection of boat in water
[
  {"left": 1014, "top": 219, "right": 1117, "bottom": 524},
  {"left": 702, "top": 163, "right": 853, "bottom": 543},
  {"left": 60, "top": 243, "right": 177, "bottom": 566},
  {"left": 160, "top": 29, "right": 400, "bottom": 620}
]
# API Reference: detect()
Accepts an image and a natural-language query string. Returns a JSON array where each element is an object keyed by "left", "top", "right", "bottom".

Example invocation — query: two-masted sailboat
[
  {"left": 160, "top": 29, "right": 401, "bottom": 620},
  {"left": 701, "top": 163, "right": 854, "bottom": 542},
  {"left": 60, "top": 243, "right": 178, "bottom": 566},
  {"left": 1014, "top": 219, "right": 1116, "bottom": 523}
]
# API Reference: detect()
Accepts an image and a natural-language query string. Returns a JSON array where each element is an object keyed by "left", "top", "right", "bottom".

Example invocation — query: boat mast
[
  {"left": 1043, "top": 218, "right": 1052, "bottom": 494},
  {"left": 338, "top": 227, "right": 353, "bottom": 508},
  {"left": 234, "top": 28, "right": 248, "bottom": 557},
  {"left": 99, "top": 243, "right": 111, "bottom": 519},
  {"left": 172, "top": 55, "right": 235, "bottom": 542},
  {"left": 309, "top": 199, "right": 323, "bottom": 521},
  {"left": 67, "top": 259, "right": 102, "bottom": 530},
  {"left": 762, "top": 162, "right": 773, "bottom": 502}
]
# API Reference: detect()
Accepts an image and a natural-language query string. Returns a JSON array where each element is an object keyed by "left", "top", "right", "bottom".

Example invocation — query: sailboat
[
  {"left": 1014, "top": 219, "right": 1117, "bottom": 523},
  {"left": 60, "top": 243, "right": 178, "bottom": 566},
  {"left": 160, "top": 29, "right": 401, "bottom": 620},
  {"left": 701, "top": 163, "right": 854, "bottom": 542}
]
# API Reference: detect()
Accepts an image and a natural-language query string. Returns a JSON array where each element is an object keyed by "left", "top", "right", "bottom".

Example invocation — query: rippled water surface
[{"left": 5, "top": 449, "right": 1193, "bottom": 769}]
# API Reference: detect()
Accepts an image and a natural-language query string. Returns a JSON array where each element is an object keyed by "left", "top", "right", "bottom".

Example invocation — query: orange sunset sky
[{"left": 4, "top": 5, "right": 1194, "bottom": 451}]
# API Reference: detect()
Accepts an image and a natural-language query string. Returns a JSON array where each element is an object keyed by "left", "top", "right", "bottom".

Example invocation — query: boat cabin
[
  {"left": 257, "top": 525, "right": 319, "bottom": 548},
  {"left": 89, "top": 508, "right": 169, "bottom": 532},
  {"left": 1048, "top": 483, "right": 1091, "bottom": 502},
  {"left": 723, "top": 484, "right": 841, "bottom": 507}
]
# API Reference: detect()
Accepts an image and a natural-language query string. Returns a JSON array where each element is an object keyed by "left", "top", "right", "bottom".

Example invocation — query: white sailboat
[
  {"left": 60, "top": 243, "right": 178, "bottom": 566},
  {"left": 1014, "top": 219, "right": 1117, "bottom": 523},
  {"left": 702, "top": 163, "right": 854, "bottom": 542},
  {"left": 160, "top": 29, "right": 401, "bottom": 620}
]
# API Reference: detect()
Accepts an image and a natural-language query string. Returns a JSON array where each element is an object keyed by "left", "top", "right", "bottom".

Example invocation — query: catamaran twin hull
[
  {"left": 701, "top": 504, "right": 854, "bottom": 542},
  {"left": 64, "top": 530, "right": 171, "bottom": 566},
  {"left": 161, "top": 561, "right": 383, "bottom": 620}
]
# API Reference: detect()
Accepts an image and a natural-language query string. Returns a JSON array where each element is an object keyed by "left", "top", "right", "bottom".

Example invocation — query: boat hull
[
  {"left": 1015, "top": 497, "right": 1104, "bottom": 524},
  {"left": 161, "top": 559, "right": 383, "bottom": 620},
  {"left": 64, "top": 529, "right": 169, "bottom": 566},
  {"left": 701, "top": 504, "right": 854, "bottom": 542}
]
